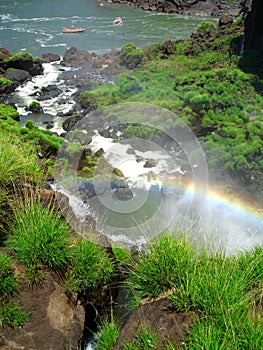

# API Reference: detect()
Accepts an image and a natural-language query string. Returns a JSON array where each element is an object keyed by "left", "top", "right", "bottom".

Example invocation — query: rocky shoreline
[{"left": 107, "top": 0, "right": 241, "bottom": 17}]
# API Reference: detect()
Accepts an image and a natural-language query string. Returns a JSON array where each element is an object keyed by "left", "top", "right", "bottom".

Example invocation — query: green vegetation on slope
[{"left": 78, "top": 19, "right": 263, "bottom": 173}]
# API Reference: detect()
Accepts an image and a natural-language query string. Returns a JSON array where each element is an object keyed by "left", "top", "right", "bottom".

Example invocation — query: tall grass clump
[
  {"left": 95, "top": 314, "right": 121, "bottom": 350},
  {"left": 127, "top": 234, "right": 196, "bottom": 304},
  {"left": 0, "top": 253, "right": 18, "bottom": 297},
  {"left": 0, "top": 253, "right": 27, "bottom": 327},
  {"left": 66, "top": 239, "right": 114, "bottom": 294},
  {"left": 7, "top": 196, "right": 71, "bottom": 282},
  {"left": 126, "top": 234, "right": 263, "bottom": 348}
]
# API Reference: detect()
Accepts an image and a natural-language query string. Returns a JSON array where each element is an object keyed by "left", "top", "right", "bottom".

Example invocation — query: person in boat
[{"left": 112, "top": 17, "right": 122, "bottom": 25}]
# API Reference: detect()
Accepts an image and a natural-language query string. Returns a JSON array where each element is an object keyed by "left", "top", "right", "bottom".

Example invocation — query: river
[{"left": 0, "top": 0, "right": 217, "bottom": 57}]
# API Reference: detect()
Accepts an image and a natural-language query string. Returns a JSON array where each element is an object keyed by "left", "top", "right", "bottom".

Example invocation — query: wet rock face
[{"left": 243, "top": 0, "right": 263, "bottom": 52}]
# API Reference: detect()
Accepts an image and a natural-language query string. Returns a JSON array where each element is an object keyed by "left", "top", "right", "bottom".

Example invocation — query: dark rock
[
  {"left": 62, "top": 115, "right": 83, "bottom": 131},
  {"left": 43, "top": 120, "right": 54, "bottom": 129},
  {"left": 243, "top": 0, "right": 263, "bottom": 53},
  {"left": 5, "top": 54, "right": 34, "bottom": 72},
  {"left": 26, "top": 102, "right": 44, "bottom": 114},
  {"left": 4, "top": 69, "right": 31, "bottom": 83},
  {"left": 95, "top": 148, "right": 104, "bottom": 157},
  {"left": 38, "top": 84, "right": 62, "bottom": 101},
  {"left": 28, "top": 61, "right": 44, "bottom": 76},
  {"left": 61, "top": 47, "right": 95, "bottom": 67},
  {"left": 144, "top": 159, "right": 157, "bottom": 168},
  {"left": 42, "top": 53, "right": 61, "bottom": 63},
  {"left": 0, "top": 79, "right": 16, "bottom": 94},
  {"left": 0, "top": 48, "right": 14, "bottom": 63}
]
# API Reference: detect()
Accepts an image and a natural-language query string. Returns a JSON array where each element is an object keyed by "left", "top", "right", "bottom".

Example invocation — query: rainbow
[{"left": 160, "top": 178, "right": 263, "bottom": 253}]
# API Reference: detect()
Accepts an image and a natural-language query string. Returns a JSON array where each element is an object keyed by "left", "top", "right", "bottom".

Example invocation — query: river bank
[{"left": 106, "top": 0, "right": 241, "bottom": 17}]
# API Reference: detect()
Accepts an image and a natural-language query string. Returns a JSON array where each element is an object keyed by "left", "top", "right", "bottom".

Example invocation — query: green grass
[
  {"left": 7, "top": 197, "right": 71, "bottom": 282},
  {"left": 95, "top": 315, "right": 121, "bottom": 350},
  {"left": 0, "top": 104, "right": 63, "bottom": 151},
  {"left": 127, "top": 235, "right": 195, "bottom": 304},
  {"left": 66, "top": 239, "right": 114, "bottom": 294},
  {"left": 0, "top": 253, "right": 18, "bottom": 297},
  {"left": 0, "top": 300, "right": 27, "bottom": 328},
  {"left": 0, "top": 253, "right": 27, "bottom": 328},
  {"left": 126, "top": 234, "right": 263, "bottom": 349},
  {"left": 122, "top": 327, "right": 160, "bottom": 350},
  {"left": 0, "top": 129, "right": 43, "bottom": 185}
]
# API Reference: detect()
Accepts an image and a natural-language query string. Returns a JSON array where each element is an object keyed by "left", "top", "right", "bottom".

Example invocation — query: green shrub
[
  {"left": 120, "top": 43, "right": 144, "bottom": 69},
  {"left": 29, "top": 100, "right": 41, "bottom": 108},
  {"left": 66, "top": 240, "right": 114, "bottom": 293},
  {"left": 0, "top": 104, "right": 19, "bottom": 119}
]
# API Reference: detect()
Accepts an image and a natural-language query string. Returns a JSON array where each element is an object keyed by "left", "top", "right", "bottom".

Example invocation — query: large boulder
[
  {"left": 61, "top": 47, "right": 95, "bottom": 67},
  {"left": 5, "top": 53, "right": 34, "bottom": 72},
  {"left": 42, "top": 53, "right": 61, "bottom": 63},
  {"left": 0, "top": 271, "right": 85, "bottom": 350},
  {"left": 4, "top": 69, "right": 31, "bottom": 83}
]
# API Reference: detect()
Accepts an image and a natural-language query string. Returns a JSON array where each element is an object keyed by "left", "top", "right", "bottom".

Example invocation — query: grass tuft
[
  {"left": 7, "top": 196, "right": 71, "bottom": 282},
  {"left": 95, "top": 315, "right": 121, "bottom": 350},
  {"left": 66, "top": 239, "right": 114, "bottom": 294}
]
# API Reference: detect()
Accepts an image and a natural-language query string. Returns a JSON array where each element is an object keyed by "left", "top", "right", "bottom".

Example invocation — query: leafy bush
[
  {"left": 3, "top": 52, "right": 33, "bottom": 64},
  {"left": 29, "top": 100, "right": 41, "bottom": 108},
  {"left": 120, "top": 43, "right": 144, "bottom": 69}
]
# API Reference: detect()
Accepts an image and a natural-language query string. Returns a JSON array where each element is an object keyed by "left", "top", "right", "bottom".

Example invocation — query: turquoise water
[{"left": 0, "top": 0, "right": 217, "bottom": 56}]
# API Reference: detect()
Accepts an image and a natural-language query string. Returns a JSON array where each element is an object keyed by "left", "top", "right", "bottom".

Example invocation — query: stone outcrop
[
  {"left": 0, "top": 48, "right": 44, "bottom": 96},
  {"left": 42, "top": 53, "right": 61, "bottom": 63},
  {"left": 0, "top": 271, "right": 85, "bottom": 350},
  {"left": 113, "top": 297, "right": 196, "bottom": 349}
]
